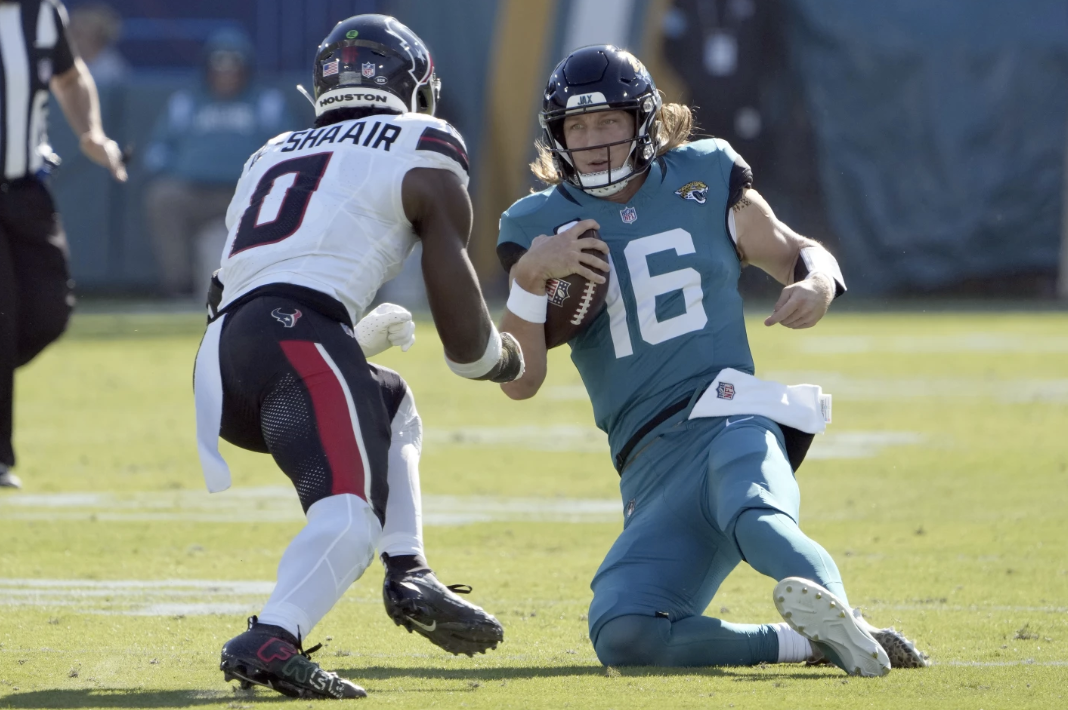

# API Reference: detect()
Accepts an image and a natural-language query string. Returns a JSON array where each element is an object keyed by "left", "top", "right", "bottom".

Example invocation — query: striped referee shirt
[{"left": 0, "top": 0, "right": 75, "bottom": 181}]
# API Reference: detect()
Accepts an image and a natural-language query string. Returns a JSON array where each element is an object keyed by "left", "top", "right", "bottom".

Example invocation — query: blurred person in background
[
  {"left": 67, "top": 1, "right": 127, "bottom": 85},
  {"left": 661, "top": 0, "right": 783, "bottom": 194},
  {"left": 0, "top": 0, "right": 126, "bottom": 489},
  {"left": 661, "top": 0, "right": 835, "bottom": 282},
  {"left": 143, "top": 28, "right": 291, "bottom": 299}
]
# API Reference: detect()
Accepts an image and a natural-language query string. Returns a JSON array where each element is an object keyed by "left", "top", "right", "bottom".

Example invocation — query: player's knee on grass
[{"left": 593, "top": 615, "right": 668, "bottom": 666}]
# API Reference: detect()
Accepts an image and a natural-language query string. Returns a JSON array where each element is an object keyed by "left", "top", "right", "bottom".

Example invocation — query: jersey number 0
[{"left": 229, "top": 152, "right": 333, "bottom": 256}]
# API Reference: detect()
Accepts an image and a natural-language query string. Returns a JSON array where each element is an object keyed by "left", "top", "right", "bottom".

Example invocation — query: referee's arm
[{"left": 50, "top": 57, "right": 126, "bottom": 182}]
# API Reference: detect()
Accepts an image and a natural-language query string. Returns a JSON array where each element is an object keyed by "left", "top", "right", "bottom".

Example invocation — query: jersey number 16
[{"left": 606, "top": 228, "right": 707, "bottom": 358}]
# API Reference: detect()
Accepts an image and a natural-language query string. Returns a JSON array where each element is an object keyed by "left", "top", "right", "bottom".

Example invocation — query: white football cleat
[
  {"left": 773, "top": 577, "right": 890, "bottom": 677},
  {"left": 0, "top": 467, "right": 22, "bottom": 489}
]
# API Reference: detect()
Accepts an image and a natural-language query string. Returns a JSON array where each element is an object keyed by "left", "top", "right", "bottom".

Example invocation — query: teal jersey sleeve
[{"left": 496, "top": 187, "right": 569, "bottom": 274}]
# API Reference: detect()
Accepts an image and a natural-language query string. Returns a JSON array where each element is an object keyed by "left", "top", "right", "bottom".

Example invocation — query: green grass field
[{"left": 2, "top": 307, "right": 1067, "bottom": 709}]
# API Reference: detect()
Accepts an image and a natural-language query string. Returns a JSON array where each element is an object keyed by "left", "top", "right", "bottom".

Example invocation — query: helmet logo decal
[
  {"left": 566, "top": 92, "right": 607, "bottom": 109},
  {"left": 675, "top": 181, "right": 708, "bottom": 204},
  {"left": 620, "top": 206, "right": 637, "bottom": 224},
  {"left": 313, "top": 16, "right": 437, "bottom": 117}
]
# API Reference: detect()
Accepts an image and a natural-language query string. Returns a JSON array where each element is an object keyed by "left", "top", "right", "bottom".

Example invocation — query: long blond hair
[{"left": 530, "top": 100, "right": 694, "bottom": 186}]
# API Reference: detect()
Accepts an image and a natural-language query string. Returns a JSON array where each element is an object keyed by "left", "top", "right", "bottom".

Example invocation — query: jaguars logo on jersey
[{"left": 675, "top": 181, "right": 709, "bottom": 204}]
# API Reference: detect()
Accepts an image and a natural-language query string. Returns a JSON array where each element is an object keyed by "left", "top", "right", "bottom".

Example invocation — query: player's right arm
[
  {"left": 498, "top": 220, "right": 606, "bottom": 400},
  {"left": 402, "top": 167, "right": 523, "bottom": 383}
]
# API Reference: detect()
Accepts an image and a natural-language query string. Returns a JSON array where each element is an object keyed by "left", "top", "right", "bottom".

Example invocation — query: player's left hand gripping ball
[{"left": 356, "top": 303, "right": 416, "bottom": 357}]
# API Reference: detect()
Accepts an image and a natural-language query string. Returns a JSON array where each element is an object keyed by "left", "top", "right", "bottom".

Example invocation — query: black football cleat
[
  {"left": 220, "top": 616, "right": 366, "bottom": 699},
  {"left": 383, "top": 565, "right": 504, "bottom": 656}
]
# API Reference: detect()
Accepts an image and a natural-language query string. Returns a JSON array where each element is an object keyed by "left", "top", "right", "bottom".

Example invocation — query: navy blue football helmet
[
  {"left": 540, "top": 45, "right": 662, "bottom": 196},
  {"left": 311, "top": 15, "right": 439, "bottom": 118}
]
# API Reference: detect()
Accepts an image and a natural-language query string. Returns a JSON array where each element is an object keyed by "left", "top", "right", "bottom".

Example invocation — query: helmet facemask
[{"left": 541, "top": 94, "right": 662, "bottom": 197}]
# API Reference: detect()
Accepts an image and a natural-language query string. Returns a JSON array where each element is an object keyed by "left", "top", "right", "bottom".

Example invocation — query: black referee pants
[{"left": 0, "top": 178, "right": 74, "bottom": 468}]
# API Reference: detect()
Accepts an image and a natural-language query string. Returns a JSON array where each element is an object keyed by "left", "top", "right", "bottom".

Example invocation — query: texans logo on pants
[{"left": 272, "top": 308, "right": 302, "bottom": 328}]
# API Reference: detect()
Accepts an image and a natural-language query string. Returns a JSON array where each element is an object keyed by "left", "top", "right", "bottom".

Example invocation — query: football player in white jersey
[{"left": 192, "top": 15, "right": 523, "bottom": 699}]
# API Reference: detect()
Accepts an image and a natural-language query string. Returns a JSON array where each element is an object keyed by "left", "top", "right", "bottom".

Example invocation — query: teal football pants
[{"left": 589, "top": 416, "right": 847, "bottom": 667}]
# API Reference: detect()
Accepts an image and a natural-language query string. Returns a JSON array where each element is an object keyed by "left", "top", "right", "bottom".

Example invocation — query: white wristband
[
  {"left": 798, "top": 245, "right": 846, "bottom": 296},
  {"left": 506, "top": 282, "right": 548, "bottom": 324},
  {"left": 445, "top": 326, "right": 503, "bottom": 379}
]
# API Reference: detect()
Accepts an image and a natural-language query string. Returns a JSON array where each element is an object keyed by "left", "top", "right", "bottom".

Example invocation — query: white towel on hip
[
  {"left": 689, "top": 368, "right": 832, "bottom": 434},
  {"left": 193, "top": 314, "right": 232, "bottom": 492}
]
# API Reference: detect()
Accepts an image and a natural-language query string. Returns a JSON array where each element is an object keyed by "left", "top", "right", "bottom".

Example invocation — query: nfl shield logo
[
  {"left": 362, "top": 62, "right": 376, "bottom": 78},
  {"left": 620, "top": 206, "right": 637, "bottom": 224},
  {"left": 716, "top": 382, "right": 736, "bottom": 400},
  {"left": 546, "top": 279, "right": 571, "bottom": 307}
]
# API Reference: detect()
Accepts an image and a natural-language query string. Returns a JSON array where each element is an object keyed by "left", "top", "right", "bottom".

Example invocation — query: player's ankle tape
[{"left": 507, "top": 282, "right": 548, "bottom": 324}]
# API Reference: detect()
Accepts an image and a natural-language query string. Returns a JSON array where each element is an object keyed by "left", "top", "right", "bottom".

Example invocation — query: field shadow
[
  {"left": 340, "top": 664, "right": 744, "bottom": 682},
  {"left": 0, "top": 688, "right": 288, "bottom": 708},
  {"left": 0, "top": 667, "right": 836, "bottom": 706},
  {"left": 341, "top": 664, "right": 609, "bottom": 683}
]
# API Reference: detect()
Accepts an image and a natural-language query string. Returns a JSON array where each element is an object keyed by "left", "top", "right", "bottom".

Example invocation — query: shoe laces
[{"left": 447, "top": 584, "right": 472, "bottom": 594}]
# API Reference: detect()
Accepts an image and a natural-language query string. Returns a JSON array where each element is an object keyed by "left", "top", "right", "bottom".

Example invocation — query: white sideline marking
[
  {"left": 0, "top": 487, "right": 622, "bottom": 525},
  {"left": 764, "top": 372, "right": 1068, "bottom": 404},
  {"left": 423, "top": 425, "right": 608, "bottom": 453},
  {"left": 3, "top": 578, "right": 1068, "bottom": 622},
  {"left": 0, "top": 578, "right": 275, "bottom": 616},
  {"left": 798, "top": 334, "right": 1068, "bottom": 355},
  {"left": 870, "top": 603, "right": 1068, "bottom": 613},
  {"left": 940, "top": 661, "right": 1068, "bottom": 667},
  {"left": 551, "top": 376, "right": 1068, "bottom": 404},
  {"left": 425, "top": 425, "right": 921, "bottom": 460}
]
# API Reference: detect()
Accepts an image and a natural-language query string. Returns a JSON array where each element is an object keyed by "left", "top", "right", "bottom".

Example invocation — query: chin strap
[{"left": 573, "top": 160, "right": 636, "bottom": 197}]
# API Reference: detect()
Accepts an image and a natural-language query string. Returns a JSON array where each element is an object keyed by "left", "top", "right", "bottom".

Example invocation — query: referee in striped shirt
[{"left": 0, "top": 0, "right": 125, "bottom": 489}]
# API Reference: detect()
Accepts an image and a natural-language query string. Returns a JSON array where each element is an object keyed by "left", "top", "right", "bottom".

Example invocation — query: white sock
[
  {"left": 772, "top": 622, "right": 815, "bottom": 663},
  {"left": 377, "top": 390, "right": 425, "bottom": 559},
  {"left": 258, "top": 493, "right": 380, "bottom": 639}
]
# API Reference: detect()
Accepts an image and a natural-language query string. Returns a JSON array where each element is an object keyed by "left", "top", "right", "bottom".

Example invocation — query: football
[{"left": 543, "top": 229, "right": 610, "bottom": 349}]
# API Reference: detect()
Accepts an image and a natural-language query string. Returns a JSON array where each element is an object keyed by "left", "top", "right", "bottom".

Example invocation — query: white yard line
[
  {"left": 0, "top": 488, "right": 623, "bottom": 525},
  {"left": 798, "top": 334, "right": 1068, "bottom": 355},
  {"left": 939, "top": 660, "right": 1068, "bottom": 667},
  {"left": 764, "top": 372, "right": 1068, "bottom": 404},
  {"left": 425, "top": 425, "right": 922, "bottom": 460},
  {"left": 1, "top": 577, "right": 1065, "bottom": 620}
]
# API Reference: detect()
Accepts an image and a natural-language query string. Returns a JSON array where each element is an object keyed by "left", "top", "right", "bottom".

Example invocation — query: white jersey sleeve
[
  {"left": 215, "top": 113, "right": 471, "bottom": 325},
  {"left": 390, "top": 113, "right": 470, "bottom": 190}
]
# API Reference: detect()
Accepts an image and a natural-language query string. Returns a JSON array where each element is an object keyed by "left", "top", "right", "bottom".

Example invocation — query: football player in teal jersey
[{"left": 495, "top": 45, "right": 927, "bottom": 676}]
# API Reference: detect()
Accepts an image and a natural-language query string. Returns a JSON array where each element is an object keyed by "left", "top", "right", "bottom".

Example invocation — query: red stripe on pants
[{"left": 279, "top": 340, "right": 365, "bottom": 499}]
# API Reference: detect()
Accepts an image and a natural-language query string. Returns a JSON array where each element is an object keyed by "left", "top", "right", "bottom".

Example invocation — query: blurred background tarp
[{"left": 49, "top": 0, "right": 1068, "bottom": 300}]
